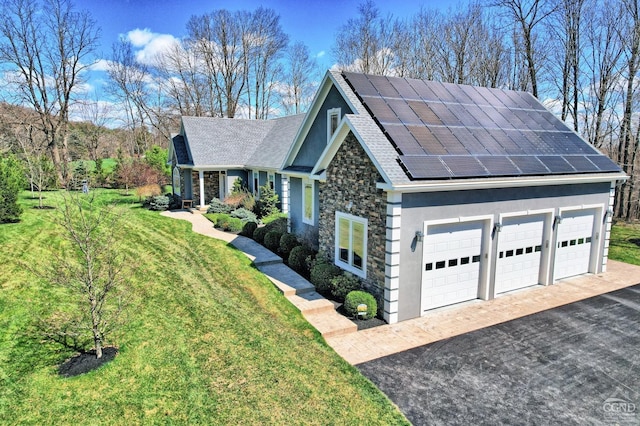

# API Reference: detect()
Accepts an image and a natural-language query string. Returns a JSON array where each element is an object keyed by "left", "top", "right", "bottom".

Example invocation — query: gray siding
[
  {"left": 397, "top": 183, "right": 611, "bottom": 321},
  {"left": 291, "top": 86, "right": 353, "bottom": 168},
  {"left": 289, "top": 177, "right": 318, "bottom": 246}
]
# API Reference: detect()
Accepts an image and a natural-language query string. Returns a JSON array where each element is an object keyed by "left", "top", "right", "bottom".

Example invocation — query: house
[
  {"left": 168, "top": 114, "right": 304, "bottom": 208},
  {"left": 281, "top": 70, "right": 626, "bottom": 324}
]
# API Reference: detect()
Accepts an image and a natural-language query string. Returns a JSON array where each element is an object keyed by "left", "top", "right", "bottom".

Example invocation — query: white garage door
[
  {"left": 422, "top": 221, "right": 483, "bottom": 313},
  {"left": 495, "top": 215, "right": 545, "bottom": 294},
  {"left": 555, "top": 210, "right": 596, "bottom": 280}
]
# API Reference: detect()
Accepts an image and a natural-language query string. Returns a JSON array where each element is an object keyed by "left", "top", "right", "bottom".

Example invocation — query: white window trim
[
  {"left": 268, "top": 172, "right": 275, "bottom": 190},
  {"left": 252, "top": 170, "right": 260, "bottom": 196},
  {"left": 302, "top": 178, "right": 314, "bottom": 225},
  {"left": 334, "top": 211, "right": 368, "bottom": 278},
  {"left": 327, "top": 107, "right": 341, "bottom": 144}
]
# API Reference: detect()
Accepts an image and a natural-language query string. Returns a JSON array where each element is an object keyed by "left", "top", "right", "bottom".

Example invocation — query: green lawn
[
  {"left": 0, "top": 190, "right": 408, "bottom": 424},
  {"left": 609, "top": 221, "right": 640, "bottom": 266}
]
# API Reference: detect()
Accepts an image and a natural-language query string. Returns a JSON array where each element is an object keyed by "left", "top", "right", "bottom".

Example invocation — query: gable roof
[{"left": 177, "top": 114, "right": 304, "bottom": 170}]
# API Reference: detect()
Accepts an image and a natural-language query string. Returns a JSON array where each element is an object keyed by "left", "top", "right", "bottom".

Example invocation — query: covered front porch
[{"left": 174, "top": 168, "right": 247, "bottom": 209}]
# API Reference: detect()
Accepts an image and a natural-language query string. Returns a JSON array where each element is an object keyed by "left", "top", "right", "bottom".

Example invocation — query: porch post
[{"left": 199, "top": 170, "right": 205, "bottom": 207}]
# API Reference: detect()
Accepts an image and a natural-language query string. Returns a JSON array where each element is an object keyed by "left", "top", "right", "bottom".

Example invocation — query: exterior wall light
[
  {"left": 494, "top": 223, "right": 503, "bottom": 233},
  {"left": 415, "top": 230, "right": 424, "bottom": 242},
  {"left": 554, "top": 215, "right": 563, "bottom": 228}
]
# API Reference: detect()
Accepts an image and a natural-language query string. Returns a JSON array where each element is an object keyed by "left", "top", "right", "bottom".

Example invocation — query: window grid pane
[
  {"left": 339, "top": 218, "right": 349, "bottom": 263},
  {"left": 304, "top": 183, "right": 313, "bottom": 221},
  {"left": 352, "top": 221, "right": 364, "bottom": 270}
]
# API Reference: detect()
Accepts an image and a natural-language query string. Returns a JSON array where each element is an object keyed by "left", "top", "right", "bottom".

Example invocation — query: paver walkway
[{"left": 161, "top": 209, "right": 640, "bottom": 366}]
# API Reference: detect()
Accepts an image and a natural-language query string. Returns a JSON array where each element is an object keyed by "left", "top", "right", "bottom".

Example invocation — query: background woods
[{"left": 2, "top": 0, "right": 640, "bottom": 218}]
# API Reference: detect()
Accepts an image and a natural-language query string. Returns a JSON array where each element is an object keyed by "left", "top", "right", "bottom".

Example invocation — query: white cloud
[
  {"left": 124, "top": 28, "right": 180, "bottom": 66},
  {"left": 316, "top": 50, "right": 326, "bottom": 58},
  {"left": 88, "top": 59, "right": 113, "bottom": 72}
]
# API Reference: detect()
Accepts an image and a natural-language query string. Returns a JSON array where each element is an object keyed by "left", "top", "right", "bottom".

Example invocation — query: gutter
[{"left": 376, "top": 172, "right": 628, "bottom": 193}]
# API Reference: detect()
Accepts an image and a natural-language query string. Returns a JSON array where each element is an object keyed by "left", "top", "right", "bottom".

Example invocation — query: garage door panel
[
  {"left": 422, "top": 221, "right": 483, "bottom": 313},
  {"left": 555, "top": 211, "right": 595, "bottom": 280},
  {"left": 495, "top": 215, "right": 545, "bottom": 294}
]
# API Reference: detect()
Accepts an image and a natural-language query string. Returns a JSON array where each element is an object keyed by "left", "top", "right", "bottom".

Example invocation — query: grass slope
[
  {"left": 0, "top": 190, "right": 407, "bottom": 425},
  {"left": 609, "top": 221, "right": 640, "bottom": 266}
]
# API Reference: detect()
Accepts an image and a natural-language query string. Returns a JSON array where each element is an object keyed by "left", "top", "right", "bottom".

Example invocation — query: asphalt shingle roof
[
  {"left": 171, "top": 134, "right": 191, "bottom": 165},
  {"left": 180, "top": 114, "right": 304, "bottom": 169}
]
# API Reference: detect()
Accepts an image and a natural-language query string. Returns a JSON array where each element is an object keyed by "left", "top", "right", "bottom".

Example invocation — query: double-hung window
[
  {"left": 253, "top": 171, "right": 259, "bottom": 196},
  {"left": 302, "top": 178, "right": 314, "bottom": 224},
  {"left": 335, "top": 212, "right": 367, "bottom": 278},
  {"left": 268, "top": 172, "right": 275, "bottom": 190}
]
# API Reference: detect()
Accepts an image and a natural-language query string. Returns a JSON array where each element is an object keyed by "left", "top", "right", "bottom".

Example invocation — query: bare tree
[
  {"left": 333, "top": 0, "right": 396, "bottom": 75},
  {"left": 281, "top": 42, "right": 319, "bottom": 114},
  {"left": 78, "top": 96, "right": 112, "bottom": 161},
  {"left": 0, "top": 0, "right": 100, "bottom": 185},
  {"left": 493, "top": 0, "right": 557, "bottom": 97},
  {"left": 244, "top": 7, "right": 288, "bottom": 119},
  {"left": 48, "top": 192, "right": 129, "bottom": 359}
]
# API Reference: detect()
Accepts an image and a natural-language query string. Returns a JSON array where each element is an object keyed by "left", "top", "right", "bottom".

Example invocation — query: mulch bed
[
  {"left": 334, "top": 303, "right": 386, "bottom": 331},
  {"left": 58, "top": 346, "right": 118, "bottom": 377}
]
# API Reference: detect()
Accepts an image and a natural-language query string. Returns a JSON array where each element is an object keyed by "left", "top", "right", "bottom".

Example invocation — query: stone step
[
  {"left": 258, "top": 263, "right": 315, "bottom": 296},
  {"left": 304, "top": 311, "right": 358, "bottom": 338},
  {"left": 288, "top": 292, "right": 336, "bottom": 315}
]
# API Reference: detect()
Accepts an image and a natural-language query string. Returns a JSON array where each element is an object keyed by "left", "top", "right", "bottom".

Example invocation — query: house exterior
[
  {"left": 168, "top": 114, "right": 304, "bottom": 208},
  {"left": 281, "top": 70, "right": 626, "bottom": 324}
]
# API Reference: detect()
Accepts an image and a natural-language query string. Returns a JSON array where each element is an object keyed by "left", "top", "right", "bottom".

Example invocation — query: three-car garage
[{"left": 420, "top": 207, "right": 602, "bottom": 314}]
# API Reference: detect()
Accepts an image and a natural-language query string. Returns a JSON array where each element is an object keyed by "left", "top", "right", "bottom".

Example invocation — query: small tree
[
  {"left": 256, "top": 182, "right": 279, "bottom": 218},
  {"left": 143, "top": 145, "right": 171, "bottom": 180},
  {"left": 0, "top": 154, "right": 26, "bottom": 223},
  {"left": 47, "top": 192, "right": 130, "bottom": 358}
]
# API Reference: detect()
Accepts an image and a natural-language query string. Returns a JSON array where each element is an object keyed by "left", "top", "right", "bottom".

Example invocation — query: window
[
  {"left": 335, "top": 212, "right": 368, "bottom": 278},
  {"left": 302, "top": 178, "right": 314, "bottom": 224},
  {"left": 268, "top": 172, "right": 275, "bottom": 190},
  {"left": 327, "top": 108, "right": 341, "bottom": 143}
]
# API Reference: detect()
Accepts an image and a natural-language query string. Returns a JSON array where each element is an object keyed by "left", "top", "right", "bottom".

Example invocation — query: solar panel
[
  {"left": 367, "top": 74, "right": 400, "bottom": 98},
  {"left": 399, "top": 155, "right": 451, "bottom": 179},
  {"left": 442, "top": 156, "right": 488, "bottom": 177},
  {"left": 383, "top": 124, "right": 425, "bottom": 155},
  {"left": 361, "top": 96, "right": 397, "bottom": 123},
  {"left": 429, "top": 103, "right": 460, "bottom": 126},
  {"left": 407, "top": 78, "right": 440, "bottom": 101},
  {"left": 386, "top": 98, "right": 423, "bottom": 125},
  {"left": 341, "top": 71, "right": 623, "bottom": 180},
  {"left": 477, "top": 156, "right": 521, "bottom": 176},
  {"left": 407, "top": 126, "right": 448, "bottom": 155},
  {"left": 451, "top": 127, "right": 490, "bottom": 155},
  {"left": 343, "top": 72, "right": 379, "bottom": 96},
  {"left": 586, "top": 155, "right": 622, "bottom": 172},
  {"left": 510, "top": 156, "right": 550, "bottom": 174},
  {"left": 389, "top": 77, "right": 420, "bottom": 100},
  {"left": 563, "top": 155, "right": 600, "bottom": 172},
  {"left": 430, "top": 126, "right": 468, "bottom": 154},
  {"left": 407, "top": 100, "right": 442, "bottom": 125},
  {"left": 538, "top": 156, "right": 575, "bottom": 173},
  {"left": 428, "top": 82, "right": 457, "bottom": 102}
]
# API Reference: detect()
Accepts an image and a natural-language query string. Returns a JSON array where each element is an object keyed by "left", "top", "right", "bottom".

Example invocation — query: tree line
[{"left": 1, "top": 0, "right": 640, "bottom": 219}]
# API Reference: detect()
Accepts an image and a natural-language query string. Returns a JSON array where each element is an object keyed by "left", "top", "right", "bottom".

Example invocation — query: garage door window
[{"left": 335, "top": 212, "right": 367, "bottom": 278}]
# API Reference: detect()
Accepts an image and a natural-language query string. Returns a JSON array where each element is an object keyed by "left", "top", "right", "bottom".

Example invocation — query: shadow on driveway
[{"left": 358, "top": 285, "right": 640, "bottom": 425}]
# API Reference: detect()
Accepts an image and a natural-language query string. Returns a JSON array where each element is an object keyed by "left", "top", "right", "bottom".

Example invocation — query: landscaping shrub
[
  {"left": 261, "top": 212, "right": 287, "bottom": 225},
  {"left": 330, "top": 273, "right": 361, "bottom": 303},
  {"left": 215, "top": 214, "right": 244, "bottom": 232},
  {"left": 264, "top": 216, "right": 287, "bottom": 234},
  {"left": 166, "top": 193, "right": 182, "bottom": 210},
  {"left": 224, "top": 191, "right": 247, "bottom": 209},
  {"left": 279, "top": 233, "right": 300, "bottom": 258},
  {"left": 146, "top": 194, "right": 170, "bottom": 211},
  {"left": 207, "top": 197, "right": 232, "bottom": 214},
  {"left": 288, "top": 245, "right": 313, "bottom": 274},
  {"left": 240, "top": 221, "right": 258, "bottom": 237},
  {"left": 264, "top": 230, "right": 283, "bottom": 252},
  {"left": 256, "top": 183, "right": 279, "bottom": 218},
  {"left": 253, "top": 226, "right": 268, "bottom": 244},
  {"left": 230, "top": 207, "right": 257, "bottom": 223},
  {"left": 310, "top": 260, "right": 341, "bottom": 295},
  {"left": 0, "top": 155, "right": 25, "bottom": 223},
  {"left": 344, "top": 291, "right": 377, "bottom": 320}
]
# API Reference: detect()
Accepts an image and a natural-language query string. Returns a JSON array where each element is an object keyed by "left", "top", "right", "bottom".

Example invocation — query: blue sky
[{"left": 83, "top": 0, "right": 465, "bottom": 70}]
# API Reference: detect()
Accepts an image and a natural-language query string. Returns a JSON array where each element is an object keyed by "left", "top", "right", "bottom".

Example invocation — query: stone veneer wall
[
  {"left": 318, "top": 132, "right": 387, "bottom": 302},
  {"left": 192, "top": 171, "right": 220, "bottom": 205}
]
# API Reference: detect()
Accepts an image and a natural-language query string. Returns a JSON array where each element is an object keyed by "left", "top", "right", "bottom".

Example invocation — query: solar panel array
[{"left": 342, "top": 72, "right": 621, "bottom": 180}]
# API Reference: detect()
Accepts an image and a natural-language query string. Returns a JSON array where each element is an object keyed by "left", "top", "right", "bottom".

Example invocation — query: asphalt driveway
[{"left": 358, "top": 285, "right": 640, "bottom": 425}]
